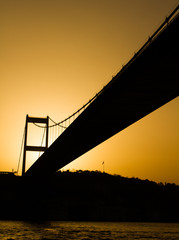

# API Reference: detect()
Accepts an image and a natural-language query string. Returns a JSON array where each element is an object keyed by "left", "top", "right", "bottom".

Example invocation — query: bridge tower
[{"left": 22, "top": 114, "right": 49, "bottom": 176}]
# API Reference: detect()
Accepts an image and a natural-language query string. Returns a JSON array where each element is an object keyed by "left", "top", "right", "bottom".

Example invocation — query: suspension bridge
[{"left": 18, "top": 6, "right": 179, "bottom": 178}]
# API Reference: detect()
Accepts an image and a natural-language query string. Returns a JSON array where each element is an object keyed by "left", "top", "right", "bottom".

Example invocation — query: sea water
[{"left": 0, "top": 221, "right": 179, "bottom": 240}]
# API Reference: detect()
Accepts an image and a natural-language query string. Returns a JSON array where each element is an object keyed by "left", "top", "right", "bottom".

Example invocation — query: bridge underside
[{"left": 26, "top": 13, "right": 179, "bottom": 177}]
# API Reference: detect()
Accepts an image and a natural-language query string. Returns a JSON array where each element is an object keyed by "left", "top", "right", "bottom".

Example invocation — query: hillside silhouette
[{"left": 0, "top": 170, "right": 178, "bottom": 222}]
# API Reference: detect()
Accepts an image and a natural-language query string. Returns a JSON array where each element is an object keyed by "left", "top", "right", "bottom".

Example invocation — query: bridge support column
[{"left": 22, "top": 114, "right": 49, "bottom": 176}]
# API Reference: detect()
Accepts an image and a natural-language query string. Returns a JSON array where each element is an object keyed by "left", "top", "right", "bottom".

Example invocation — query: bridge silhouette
[{"left": 25, "top": 6, "right": 179, "bottom": 177}]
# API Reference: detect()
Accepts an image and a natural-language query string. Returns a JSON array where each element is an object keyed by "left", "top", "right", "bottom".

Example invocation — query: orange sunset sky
[{"left": 0, "top": 0, "right": 178, "bottom": 184}]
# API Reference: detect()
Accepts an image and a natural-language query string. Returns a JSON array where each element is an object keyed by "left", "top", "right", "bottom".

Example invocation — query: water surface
[{"left": 0, "top": 221, "right": 179, "bottom": 240}]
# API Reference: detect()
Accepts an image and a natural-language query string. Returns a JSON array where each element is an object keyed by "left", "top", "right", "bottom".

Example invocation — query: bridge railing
[{"left": 102, "top": 4, "right": 179, "bottom": 93}]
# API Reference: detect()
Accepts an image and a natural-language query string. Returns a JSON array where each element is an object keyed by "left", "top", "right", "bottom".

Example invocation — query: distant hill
[{"left": 0, "top": 170, "right": 178, "bottom": 222}]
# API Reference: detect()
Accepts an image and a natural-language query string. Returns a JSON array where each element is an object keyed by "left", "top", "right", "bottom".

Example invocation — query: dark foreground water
[{"left": 0, "top": 221, "right": 179, "bottom": 240}]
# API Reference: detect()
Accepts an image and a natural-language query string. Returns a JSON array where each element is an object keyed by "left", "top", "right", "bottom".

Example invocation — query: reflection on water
[{"left": 0, "top": 221, "right": 179, "bottom": 240}]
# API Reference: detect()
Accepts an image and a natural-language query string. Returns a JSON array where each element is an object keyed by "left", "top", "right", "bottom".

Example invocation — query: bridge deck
[{"left": 26, "top": 11, "right": 179, "bottom": 177}]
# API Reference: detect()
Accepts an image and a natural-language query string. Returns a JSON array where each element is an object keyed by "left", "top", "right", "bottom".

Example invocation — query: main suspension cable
[{"left": 32, "top": 5, "right": 179, "bottom": 131}]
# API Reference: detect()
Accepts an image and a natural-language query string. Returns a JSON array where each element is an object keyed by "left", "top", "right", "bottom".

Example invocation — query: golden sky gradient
[{"left": 0, "top": 0, "right": 178, "bottom": 184}]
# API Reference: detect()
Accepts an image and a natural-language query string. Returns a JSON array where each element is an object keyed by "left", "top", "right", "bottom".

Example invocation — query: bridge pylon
[{"left": 22, "top": 114, "right": 49, "bottom": 176}]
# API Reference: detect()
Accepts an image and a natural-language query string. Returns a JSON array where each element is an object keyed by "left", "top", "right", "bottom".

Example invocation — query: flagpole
[{"left": 102, "top": 161, "right": 105, "bottom": 173}]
